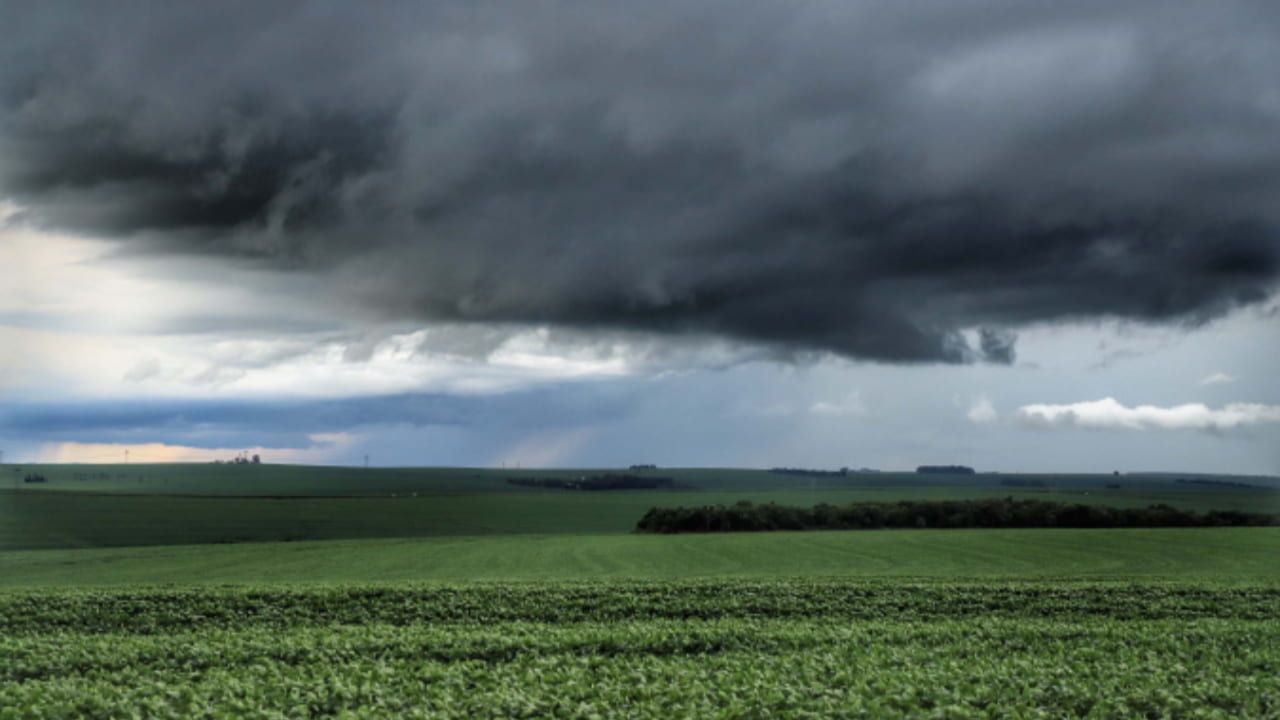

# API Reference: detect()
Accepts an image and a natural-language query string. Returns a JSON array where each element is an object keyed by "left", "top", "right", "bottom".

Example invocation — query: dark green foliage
[
  {"left": 506, "top": 474, "right": 680, "bottom": 491},
  {"left": 636, "top": 498, "right": 1278, "bottom": 533},
  {"left": 3, "top": 581, "right": 1278, "bottom": 635},
  {"left": 1177, "top": 477, "right": 1274, "bottom": 490},
  {"left": 1000, "top": 478, "right": 1047, "bottom": 487},
  {"left": 2, "top": 581, "right": 1278, "bottom": 718},
  {"left": 917, "top": 465, "right": 976, "bottom": 474}
]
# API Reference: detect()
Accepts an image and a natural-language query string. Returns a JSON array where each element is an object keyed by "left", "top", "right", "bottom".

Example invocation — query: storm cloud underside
[{"left": 3, "top": 1, "right": 1279, "bottom": 363}]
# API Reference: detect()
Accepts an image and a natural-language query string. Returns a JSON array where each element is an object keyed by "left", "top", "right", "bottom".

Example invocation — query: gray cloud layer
[{"left": 3, "top": 1, "right": 1279, "bottom": 362}]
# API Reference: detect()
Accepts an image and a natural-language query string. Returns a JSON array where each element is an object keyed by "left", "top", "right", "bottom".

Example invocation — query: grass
[{"left": 2, "top": 527, "right": 1277, "bottom": 587}]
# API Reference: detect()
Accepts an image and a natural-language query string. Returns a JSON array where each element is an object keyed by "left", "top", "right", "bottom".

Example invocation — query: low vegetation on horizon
[{"left": 635, "top": 498, "right": 1278, "bottom": 533}]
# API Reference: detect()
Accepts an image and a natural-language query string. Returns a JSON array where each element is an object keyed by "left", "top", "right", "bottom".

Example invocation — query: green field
[
  {"left": 4, "top": 463, "right": 1276, "bottom": 550},
  {"left": 2, "top": 527, "right": 1277, "bottom": 588},
  {"left": 3, "top": 581, "right": 1277, "bottom": 718},
  {"left": 3, "top": 463, "right": 1278, "bottom": 717},
  {"left": 8, "top": 462, "right": 1279, "bottom": 496},
  {"left": 9, "top": 487, "right": 1278, "bottom": 551}
]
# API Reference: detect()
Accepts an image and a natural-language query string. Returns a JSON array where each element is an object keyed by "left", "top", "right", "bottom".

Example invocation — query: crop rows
[
  {"left": 3, "top": 580, "right": 1278, "bottom": 634},
  {"left": 1, "top": 581, "right": 1277, "bottom": 718}
]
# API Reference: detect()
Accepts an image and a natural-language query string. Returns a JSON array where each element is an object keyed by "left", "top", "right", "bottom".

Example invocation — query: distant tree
[{"left": 252, "top": 454, "right": 261, "bottom": 464}]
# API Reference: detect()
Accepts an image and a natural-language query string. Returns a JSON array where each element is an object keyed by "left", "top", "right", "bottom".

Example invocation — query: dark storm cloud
[
  {"left": 3, "top": 1, "right": 1279, "bottom": 363},
  {"left": 978, "top": 328, "right": 1017, "bottom": 366}
]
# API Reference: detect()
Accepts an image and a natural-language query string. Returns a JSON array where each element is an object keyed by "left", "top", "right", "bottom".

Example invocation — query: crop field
[
  {"left": 2, "top": 581, "right": 1277, "bottom": 718},
  {"left": 2, "top": 527, "right": 1278, "bottom": 588},
  {"left": 8, "top": 462, "right": 1280, "bottom": 497},
  {"left": 6, "top": 486, "right": 1277, "bottom": 551},
  {"left": 3, "top": 463, "right": 1276, "bottom": 550},
  {"left": 2, "top": 464, "right": 1278, "bottom": 717}
]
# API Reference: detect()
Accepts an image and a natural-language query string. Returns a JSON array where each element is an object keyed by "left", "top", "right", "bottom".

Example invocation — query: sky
[{"left": 0, "top": 1, "right": 1278, "bottom": 473}]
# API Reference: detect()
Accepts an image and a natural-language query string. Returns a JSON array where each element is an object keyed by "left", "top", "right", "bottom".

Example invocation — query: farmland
[
  {"left": 2, "top": 463, "right": 1276, "bottom": 550},
  {"left": 2, "top": 581, "right": 1277, "bottom": 718},
  {"left": 8, "top": 462, "right": 1280, "bottom": 498},
  {"left": 2, "top": 527, "right": 1278, "bottom": 588},
  {"left": 2, "top": 463, "right": 1278, "bottom": 717}
]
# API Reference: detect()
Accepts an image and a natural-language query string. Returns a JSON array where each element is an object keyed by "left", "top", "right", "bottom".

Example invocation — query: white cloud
[
  {"left": 809, "top": 391, "right": 868, "bottom": 417},
  {"left": 1016, "top": 397, "right": 1280, "bottom": 431},
  {"left": 966, "top": 396, "right": 998, "bottom": 423},
  {"left": 1200, "top": 372, "right": 1236, "bottom": 386},
  {"left": 1, "top": 224, "right": 775, "bottom": 404}
]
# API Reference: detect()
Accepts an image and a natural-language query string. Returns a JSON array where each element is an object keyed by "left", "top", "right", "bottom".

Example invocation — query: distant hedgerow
[
  {"left": 507, "top": 474, "right": 680, "bottom": 491},
  {"left": 635, "top": 498, "right": 1277, "bottom": 533}
]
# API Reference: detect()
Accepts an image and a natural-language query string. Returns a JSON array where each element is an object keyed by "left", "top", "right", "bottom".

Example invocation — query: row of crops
[{"left": 2, "top": 580, "right": 1278, "bottom": 718}]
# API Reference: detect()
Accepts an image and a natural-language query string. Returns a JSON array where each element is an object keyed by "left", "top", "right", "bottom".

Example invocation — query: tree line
[
  {"left": 634, "top": 498, "right": 1277, "bottom": 534},
  {"left": 507, "top": 474, "right": 681, "bottom": 491},
  {"left": 769, "top": 467, "right": 850, "bottom": 477},
  {"left": 1175, "top": 478, "right": 1273, "bottom": 490}
]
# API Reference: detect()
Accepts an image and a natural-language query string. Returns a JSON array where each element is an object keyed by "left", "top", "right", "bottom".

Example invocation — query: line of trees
[
  {"left": 1175, "top": 478, "right": 1272, "bottom": 490},
  {"left": 769, "top": 467, "right": 850, "bottom": 477},
  {"left": 916, "top": 465, "right": 976, "bottom": 475},
  {"left": 507, "top": 474, "right": 681, "bottom": 491},
  {"left": 635, "top": 498, "right": 1277, "bottom": 534},
  {"left": 1000, "top": 478, "right": 1047, "bottom": 488}
]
